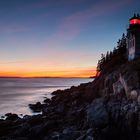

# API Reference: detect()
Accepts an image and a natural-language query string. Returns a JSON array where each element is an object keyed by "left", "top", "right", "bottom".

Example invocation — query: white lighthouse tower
[{"left": 127, "top": 14, "right": 140, "bottom": 61}]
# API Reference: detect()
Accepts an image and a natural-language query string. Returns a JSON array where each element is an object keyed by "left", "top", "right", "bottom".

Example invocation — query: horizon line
[{"left": 0, "top": 76, "right": 96, "bottom": 79}]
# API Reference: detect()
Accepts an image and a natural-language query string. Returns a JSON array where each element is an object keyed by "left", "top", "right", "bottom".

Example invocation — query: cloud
[
  {"left": 60, "top": 0, "right": 132, "bottom": 25},
  {"left": 45, "top": 0, "right": 132, "bottom": 47}
]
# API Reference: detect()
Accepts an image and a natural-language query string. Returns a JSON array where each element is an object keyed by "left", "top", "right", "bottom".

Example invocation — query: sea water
[{"left": 0, "top": 78, "right": 93, "bottom": 117}]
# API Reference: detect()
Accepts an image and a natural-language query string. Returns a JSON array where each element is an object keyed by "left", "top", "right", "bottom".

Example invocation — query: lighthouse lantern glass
[{"left": 130, "top": 19, "right": 140, "bottom": 25}]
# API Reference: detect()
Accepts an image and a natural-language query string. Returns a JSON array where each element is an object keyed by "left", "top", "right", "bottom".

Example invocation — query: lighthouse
[{"left": 127, "top": 14, "right": 140, "bottom": 61}]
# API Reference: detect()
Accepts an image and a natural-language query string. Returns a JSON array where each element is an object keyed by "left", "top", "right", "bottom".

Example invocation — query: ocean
[{"left": 0, "top": 78, "right": 93, "bottom": 117}]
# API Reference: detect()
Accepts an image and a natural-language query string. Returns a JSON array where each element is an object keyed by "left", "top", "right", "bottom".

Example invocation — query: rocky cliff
[{"left": 1, "top": 58, "right": 140, "bottom": 140}]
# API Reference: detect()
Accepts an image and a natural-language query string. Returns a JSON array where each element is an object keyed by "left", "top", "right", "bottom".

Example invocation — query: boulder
[
  {"left": 5, "top": 113, "right": 19, "bottom": 121},
  {"left": 129, "top": 90, "right": 138, "bottom": 100},
  {"left": 43, "top": 98, "right": 51, "bottom": 104},
  {"left": 138, "top": 95, "right": 140, "bottom": 105},
  {"left": 13, "top": 122, "right": 30, "bottom": 136},
  {"left": 29, "top": 124, "right": 46, "bottom": 139},
  {"left": 29, "top": 102, "right": 45, "bottom": 112},
  {"left": 55, "top": 103, "right": 64, "bottom": 113},
  {"left": 113, "top": 80, "right": 124, "bottom": 95},
  {"left": 86, "top": 98, "right": 108, "bottom": 128}
]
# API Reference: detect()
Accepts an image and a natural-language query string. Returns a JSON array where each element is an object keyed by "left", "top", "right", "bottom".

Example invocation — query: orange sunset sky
[{"left": 0, "top": 0, "right": 139, "bottom": 77}]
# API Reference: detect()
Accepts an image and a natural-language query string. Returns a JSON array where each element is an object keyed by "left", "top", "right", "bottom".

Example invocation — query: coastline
[
  {"left": 0, "top": 59, "right": 140, "bottom": 140},
  {"left": 0, "top": 78, "right": 93, "bottom": 117},
  {"left": 0, "top": 80, "right": 96, "bottom": 139}
]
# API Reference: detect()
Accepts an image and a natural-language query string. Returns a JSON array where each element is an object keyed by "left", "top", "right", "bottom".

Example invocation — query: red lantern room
[{"left": 129, "top": 14, "right": 140, "bottom": 25}]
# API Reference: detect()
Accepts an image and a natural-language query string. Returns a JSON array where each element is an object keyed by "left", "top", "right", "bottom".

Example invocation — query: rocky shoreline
[{"left": 1, "top": 59, "right": 140, "bottom": 140}]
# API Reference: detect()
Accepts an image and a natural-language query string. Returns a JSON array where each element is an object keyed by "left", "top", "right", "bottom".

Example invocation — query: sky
[{"left": 0, "top": 0, "right": 139, "bottom": 77}]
